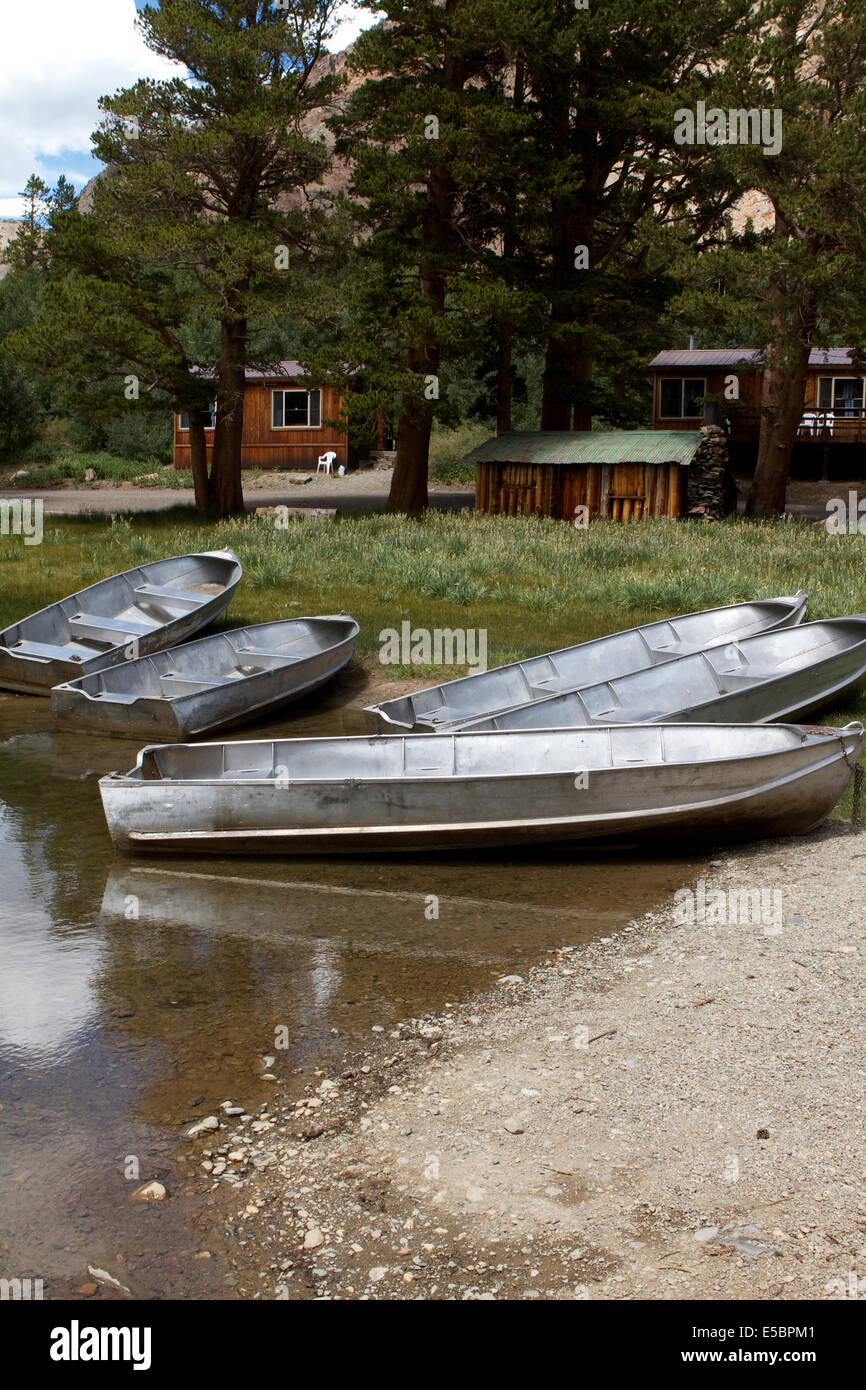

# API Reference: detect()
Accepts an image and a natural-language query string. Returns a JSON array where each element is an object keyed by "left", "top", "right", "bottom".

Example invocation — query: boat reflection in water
[
  {"left": 100, "top": 861, "right": 598, "bottom": 969},
  {"left": 100, "top": 858, "right": 629, "bottom": 1076}
]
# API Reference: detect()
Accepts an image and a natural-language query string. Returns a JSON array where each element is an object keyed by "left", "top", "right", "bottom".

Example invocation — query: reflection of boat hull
[
  {"left": 0, "top": 550, "right": 242, "bottom": 695},
  {"left": 51, "top": 615, "right": 359, "bottom": 739},
  {"left": 99, "top": 866, "right": 586, "bottom": 962},
  {"left": 98, "top": 722, "right": 863, "bottom": 856},
  {"left": 364, "top": 594, "right": 808, "bottom": 732}
]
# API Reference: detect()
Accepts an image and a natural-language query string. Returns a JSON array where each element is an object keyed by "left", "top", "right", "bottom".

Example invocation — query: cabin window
[
  {"left": 272, "top": 388, "right": 321, "bottom": 429},
  {"left": 817, "top": 377, "right": 864, "bottom": 417},
  {"left": 178, "top": 403, "right": 216, "bottom": 430},
  {"left": 659, "top": 377, "right": 706, "bottom": 418}
]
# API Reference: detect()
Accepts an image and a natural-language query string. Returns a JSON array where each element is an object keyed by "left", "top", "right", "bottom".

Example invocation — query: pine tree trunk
[
  {"left": 541, "top": 220, "right": 590, "bottom": 430},
  {"left": 572, "top": 345, "right": 593, "bottom": 431},
  {"left": 210, "top": 319, "right": 246, "bottom": 516},
  {"left": 496, "top": 325, "right": 512, "bottom": 435},
  {"left": 746, "top": 210, "right": 816, "bottom": 517},
  {"left": 745, "top": 351, "right": 809, "bottom": 515},
  {"left": 495, "top": 61, "right": 522, "bottom": 439},
  {"left": 388, "top": 251, "right": 446, "bottom": 510},
  {"left": 188, "top": 411, "right": 212, "bottom": 512},
  {"left": 390, "top": 390, "right": 432, "bottom": 511},
  {"left": 540, "top": 330, "right": 574, "bottom": 430}
]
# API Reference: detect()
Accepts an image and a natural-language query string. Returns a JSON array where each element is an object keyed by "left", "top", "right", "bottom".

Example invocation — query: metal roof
[
  {"left": 650, "top": 348, "right": 858, "bottom": 369},
  {"left": 806, "top": 348, "right": 860, "bottom": 367},
  {"left": 193, "top": 360, "right": 309, "bottom": 380},
  {"left": 468, "top": 430, "right": 700, "bottom": 467},
  {"left": 243, "top": 360, "right": 308, "bottom": 379}
]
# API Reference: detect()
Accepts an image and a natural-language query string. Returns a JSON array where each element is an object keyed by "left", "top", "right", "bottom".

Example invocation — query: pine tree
[
  {"left": 673, "top": 0, "right": 866, "bottom": 515},
  {"left": 13, "top": 1, "right": 344, "bottom": 514},
  {"left": 6, "top": 176, "right": 51, "bottom": 271},
  {"left": 330, "top": 0, "right": 520, "bottom": 509},
  {"left": 500, "top": 0, "right": 758, "bottom": 431}
]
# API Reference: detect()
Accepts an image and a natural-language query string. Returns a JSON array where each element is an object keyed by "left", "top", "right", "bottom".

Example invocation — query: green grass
[
  {"left": 1, "top": 451, "right": 195, "bottom": 489},
  {"left": 428, "top": 421, "right": 488, "bottom": 484},
  {"left": 3, "top": 506, "right": 863, "bottom": 822},
  {"left": 1, "top": 510, "right": 866, "bottom": 713}
]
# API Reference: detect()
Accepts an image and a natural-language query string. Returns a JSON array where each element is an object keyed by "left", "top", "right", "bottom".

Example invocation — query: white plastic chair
[
  {"left": 799, "top": 411, "right": 819, "bottom": 436},
  {"left": 317, "top": 451, "right": 337, "bottom": 475}
]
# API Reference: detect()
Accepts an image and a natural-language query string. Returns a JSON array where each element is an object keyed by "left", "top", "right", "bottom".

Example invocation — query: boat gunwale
[
  {"left": 362, "top": 591, "right": 810, "bottom": 725},
  {"left": 51, "top": 613, "right": 360, "bottom": 707},
  {"left": 116, "top": 746, "right": 860, "bottom": 843},
  {"left": 449, "top": 618, "right": 866, "bottom": 733},
  {"left": 101, "top": 722, "right": 857, "bottom": 789},
  {"left": 0, "top": 547, "right": 243, "bottom": 658}
]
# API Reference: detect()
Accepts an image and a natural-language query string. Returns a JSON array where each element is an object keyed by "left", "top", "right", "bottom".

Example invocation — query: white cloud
[
  {"left": 331, "top": 2, "right": 377, "bottom": 50},
  {"left": 0, "top": 0, "right": 377, "bottom": 217},
  {"left": 0, "top": 0, "right": 180, "bottom": 214}
]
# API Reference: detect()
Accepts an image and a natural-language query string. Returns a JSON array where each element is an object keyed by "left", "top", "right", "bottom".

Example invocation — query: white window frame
[
  {"left": 271, "top": 388, "right": 322, "bottom": 430},
  {"left": 178, "top": 402, "right": 216, "bottom": 431},
  {"left": 658, "top": 376, "right": 707, "bottom": 420},
  {"left": 817, "top": 376, "right": 865, "bottom": 415}
]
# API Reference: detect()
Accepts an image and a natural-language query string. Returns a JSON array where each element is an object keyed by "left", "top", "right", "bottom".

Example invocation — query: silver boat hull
[
  {"left": 456, "top": 617, "right": 866, "bottom": 732},
  {"left": 99, "top": 722, "right": 862, "bottom": 856},
  {"left": 0, "top": 549, "right": 242, "bottom": 695},
  {"left": 50, "top": 615, "right": 359, "bottom": 739},
  {"left": 364, "top": 593, "right": 808, "bottom": 732}
]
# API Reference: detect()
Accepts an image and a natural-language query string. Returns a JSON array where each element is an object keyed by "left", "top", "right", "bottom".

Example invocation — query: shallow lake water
[{"left": 0, "top": 684, "right": 706, "bottom": 1299}]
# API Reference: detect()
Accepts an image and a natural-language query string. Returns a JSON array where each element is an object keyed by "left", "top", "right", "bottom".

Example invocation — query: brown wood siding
[
  {"left": 475, "top": 460, "right": 686, "bottom": 521},
  {"left": 172, "top": 380, "right": 348, "bottom": 469},
  {"left": 652, "top": 368, "right": 762, "bottom": 435},
  {"left": 652, "top": 365, "right": 866, "bottom": 445}
]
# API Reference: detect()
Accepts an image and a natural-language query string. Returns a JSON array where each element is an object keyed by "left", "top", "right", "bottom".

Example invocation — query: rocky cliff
[{"left": 0, "top": 218, "right": 22, "bottom": 278}]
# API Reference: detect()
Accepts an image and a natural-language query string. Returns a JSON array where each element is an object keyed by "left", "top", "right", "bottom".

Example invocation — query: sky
[{"left": 0, "top": 1, "right": 375, "bottom": 219}]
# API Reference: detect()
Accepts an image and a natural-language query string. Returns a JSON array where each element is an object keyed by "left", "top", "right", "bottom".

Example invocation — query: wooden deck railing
[{"left": 724, "top": 408, "right": 866, "bottom": 445}]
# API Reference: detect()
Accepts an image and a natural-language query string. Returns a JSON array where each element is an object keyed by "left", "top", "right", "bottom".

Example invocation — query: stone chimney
[{"left": 686, "top": 424, "right": 734, "bottom": 520}]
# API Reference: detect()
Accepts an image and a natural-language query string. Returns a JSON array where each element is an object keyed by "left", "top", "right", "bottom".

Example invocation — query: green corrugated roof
[{"left": 468, "top": 430, "right": 700, "bottom": 466}]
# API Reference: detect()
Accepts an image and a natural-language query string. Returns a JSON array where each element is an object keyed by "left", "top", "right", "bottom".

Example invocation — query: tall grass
[
  {"left": 1, "top": 510, "right": 865, "bottom": 715},
  {"left": 2, "top": 451, "right": 194, "bottom": 489},
  {"left": 428, "top": 421, "right": 488, "bottom": 484}
]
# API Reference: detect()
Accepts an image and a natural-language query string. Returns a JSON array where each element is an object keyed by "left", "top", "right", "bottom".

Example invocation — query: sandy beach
[{"left": 180, "top": 819, "right": 866, "bottom": 1301}]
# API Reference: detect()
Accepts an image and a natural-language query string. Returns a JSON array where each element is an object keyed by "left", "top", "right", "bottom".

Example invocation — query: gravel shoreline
[{"left": 186, "top": 822, "right": 866, "bottom": 1301}]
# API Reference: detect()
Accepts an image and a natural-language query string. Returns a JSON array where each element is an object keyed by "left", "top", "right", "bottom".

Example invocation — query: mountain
[{"left": 0, "top": 219, "right": 21, "bottom": 279}]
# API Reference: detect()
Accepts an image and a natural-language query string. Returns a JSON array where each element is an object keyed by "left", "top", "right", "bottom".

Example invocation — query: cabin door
[{"left": 607, "top": 464, "right": 646, "bottom": 520}]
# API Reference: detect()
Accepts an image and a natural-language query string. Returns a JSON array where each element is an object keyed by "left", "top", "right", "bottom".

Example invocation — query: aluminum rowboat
[
  {"left": 50, "top": 614, "right": 359, "bottom": 739},
  {"left": 451, "top": 616, "right": 866, "bottom": 732},
  {"left": 0, "top": 549, "right": 242, "bottom": 695},
  {"left": 363, "top": 593, "right": 808, "bottom": 732},
  {"left": 98, "top": 722, "right": 862, "bottom": 855}
]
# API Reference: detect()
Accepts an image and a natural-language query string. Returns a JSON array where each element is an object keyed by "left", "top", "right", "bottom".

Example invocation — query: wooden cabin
[
  {"left": 650, "top": 348, "right": 866, "bottom": 478},
  {"left": 471, "top": 430, "right": 699, "bottom": 520},
  {"left": 173, "top": 361, "right": 349, "bottom": 471}
]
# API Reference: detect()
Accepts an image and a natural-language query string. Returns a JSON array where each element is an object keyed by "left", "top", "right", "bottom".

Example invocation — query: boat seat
[
  {"left": 89, "top": 689, "right": 140, "bottom": 703},
  {"left": 529, "top": 679, "right": 573, "bottom": 695},
  {"left": 647, "top": 644, "right": 695, "bottom": 663},
  {"left": 69, "top": 612, "right": 153, "bottom": 640},
  {"left": 599, "top": 706, "right": 669, "bottom": 723},
  {"left": 134, "top": 582, "right": 207, "bottom": 603},
  {"left": 417, "top": 706, "right": 458, "bottom": 725},
  {"left": 157, "top": 677, "right": 215, "bottom": 695},
  {"left": 716, "top": 672, "right": 767, "bottom": 689},
  {"left": 232, "top": 647, "right": 303, "bottom": 666},
  {"left": 9, "top": 638, "right": 93, "bottom": 661}
]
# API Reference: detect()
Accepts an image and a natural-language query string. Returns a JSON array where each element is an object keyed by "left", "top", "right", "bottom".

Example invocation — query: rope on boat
[
  {"left": 853, "top": 766, "right": 863, "bottom": 826},
  {"left": 839, "top": 723, "right": 865, "bottom": 825}
]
